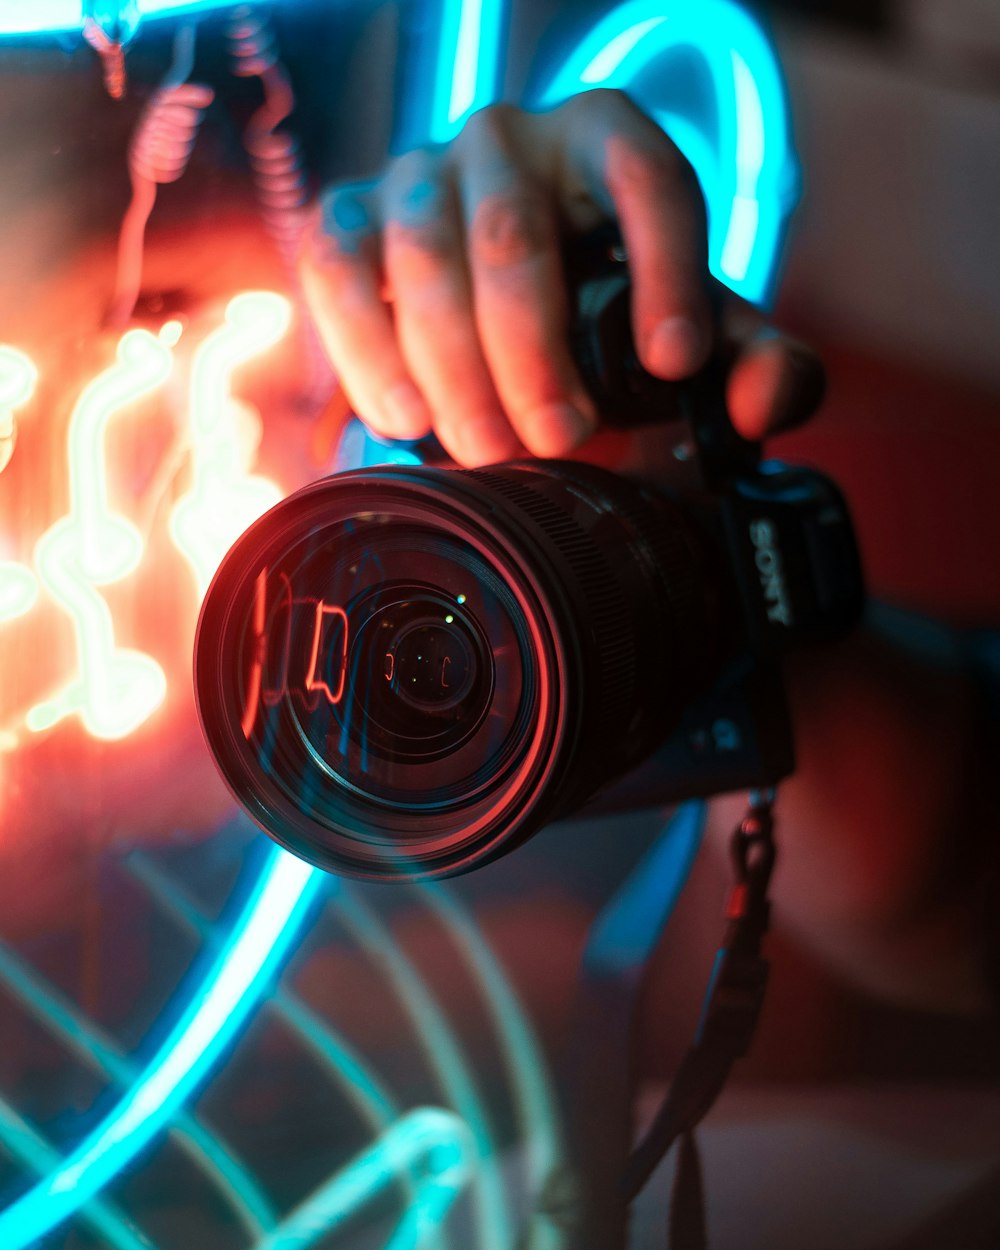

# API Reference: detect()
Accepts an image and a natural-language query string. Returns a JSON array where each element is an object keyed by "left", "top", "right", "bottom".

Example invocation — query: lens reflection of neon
[
  {"left": 0, "top": 848, "right": 323, "bottom": 1250},
  {"left": 27, "top": 327, "right": 175, "bottom": 739},
  {"left": 305, "top": 601, "right": 349, "bottom": 705},
  {"left": 536, "top": 0, "right": 797, "bottom": 305},
  {"left": 169, "top": 291, "right": 289, "bottom": 596},
  {"left": 0, "top": 346, "right": 39, "bottom": 629}
]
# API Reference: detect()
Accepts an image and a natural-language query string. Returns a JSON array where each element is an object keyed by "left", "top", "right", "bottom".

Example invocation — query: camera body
[
  {"left": 194, "top": 239, "right": 864, "bottom": 880},
  {"left": 473, "top": 237, "right": 863, "bottom": 818}
]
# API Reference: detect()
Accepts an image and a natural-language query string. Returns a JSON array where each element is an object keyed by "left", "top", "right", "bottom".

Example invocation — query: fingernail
[
  {"left": 383, "top": 381, "right": 432, "bottom": 438},
  {"left": 523, "top": 401, "right": 595, "bottom": 457},
  {"left": 646, "top": 316, "right": 708, "bottom": 378}
]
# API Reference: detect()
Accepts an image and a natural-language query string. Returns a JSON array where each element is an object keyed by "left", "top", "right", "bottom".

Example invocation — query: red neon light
[{"left": 304, "top": 601, "right": 349, "bottom": 706}]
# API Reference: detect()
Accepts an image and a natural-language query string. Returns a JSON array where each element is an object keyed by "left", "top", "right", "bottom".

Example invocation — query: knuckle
[
  {"left": 458, "top": 102, "right": 518, "bottom": 150},
  {"left": 300, "top": 202, "right": 374, "bottom": 310},
  {"left": 318, "top": 182, "right": 375, "bottom": 240},
  {"left": 385, "top": 215, "right": 456, "bottom": 289},
  {"left": 605, "top": 138, "right": 681, "bottom": 199},
  {"left": 561, "top": 85, "right": 627, "bottom": 119},
  {"left": 469, "top": 190, "right": 550, "bottom": 270},
  {"left": 387, "top": 147, "right": 448, "bottom": 217}
]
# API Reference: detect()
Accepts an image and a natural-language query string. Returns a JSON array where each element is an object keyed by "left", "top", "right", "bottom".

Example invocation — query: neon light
[
  {"left": 253, "top": 1108, "right": 472, "bottom": 1250},
  {"left": 0, "top": 0, "right": 248, "bottom": 38},
  {"left": 304, "top": 601, "right": 349, "bottom": 705},
  {"left": 536, "top": 0, "right": 797, "bottom": 305},
  {"left": 420, "top": 881, "right": 566, "bottom": 1250},
  {"left": 0, "top": 937, "right": 278, "bottom": 1239},
  {"left": 0, "top": 1, "right": 83, "bottom": 34},
  {"left": 260, "top": 572, "right": 294, "bottom": 708},
  {"left": 240, "top": 568, "right": 268, "bottom": 738},
  {"left": 29, "top": 328, "right": 173, "bottom": 739},
  {"left": 332, "top": 419, "right": 424, "bottom": 472},
  {"left": 0, "top": 564, "right": 37, "bottom": 625},
  {"left": 0, "top": 346, "right": 40, "bottom": 633},
  {"left": 0, "top": 848, "right": 322, "bottom": 1250},
  {"left": 339, "top": 890, "right": 512, "bottom": 1250},
  {"left": 426, "top": 0, "right": 507, "bottom": 144},
  {"left": 0, "top": 345, "right": 37, "bottom": 475},
  {"left": 169, "top": 291, "right": 289, "bottom": 596}
]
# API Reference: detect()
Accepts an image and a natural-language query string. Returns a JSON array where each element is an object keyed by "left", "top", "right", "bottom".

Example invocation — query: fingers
[
  {"left": 722, "top": 298, "right": 826, "bottom": 439},
  {"left": 302, "top": 94, "right": 819, "bottom": 468},
  {"left": 559, "top": 90, "right": 713, "bottom": 381},
  {"left": 455, "top": 108, "right": 597, "bottom": 458},
  {"left": 378, "top": 147, "right": 520, "bottom": 465},
  {"left": 301, "top": 181, "right": 434, "bottom": 442}
]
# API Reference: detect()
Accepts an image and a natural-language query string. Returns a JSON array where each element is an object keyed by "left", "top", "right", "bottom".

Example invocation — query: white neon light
[
  {"left": 0, "top": 345, "right": 37, "bottom": 475},
  {"left": 169, "top": 291, "right": 289, "bottom": 595},
  {"left": 0, "top": 564, "right": 37, "bottom": 625},
  {"left": 0, "top": 1, "right": 83, "bottom": 33},
  {"left": 28, "top": 328, "right": 173, "bottom": 740},
  {"left": 578, "top": 15, "right": 664, "bottom": 83},
  {"left": 0, "top": 345, "right": 40, "bottom": 629},
  {"left": 0, "top": 0, "right": 245, "bottom": 37},
  {"left": 429, "top": 0, "right": 507, "bottom": 143}
]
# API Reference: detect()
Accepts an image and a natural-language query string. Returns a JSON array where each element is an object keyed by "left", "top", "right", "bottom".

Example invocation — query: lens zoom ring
[{"left": 463, "top": 467, "right": 637, "bottom": 728}]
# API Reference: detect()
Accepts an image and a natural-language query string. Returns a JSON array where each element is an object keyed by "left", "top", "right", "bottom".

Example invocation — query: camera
[{"left": 194, "top": 235, "right": 864, "bottom": 881}]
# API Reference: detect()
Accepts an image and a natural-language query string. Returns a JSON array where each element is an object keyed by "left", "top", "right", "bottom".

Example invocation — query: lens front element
[{"left": 196, "top": 461, "right": 710, "bottom": 881}]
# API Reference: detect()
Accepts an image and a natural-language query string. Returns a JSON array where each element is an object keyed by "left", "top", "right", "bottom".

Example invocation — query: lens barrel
[{"left": 195, "top": 461, "right": 719, "bottom": 880}]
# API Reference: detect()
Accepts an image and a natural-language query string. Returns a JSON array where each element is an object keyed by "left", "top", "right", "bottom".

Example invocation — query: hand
[{"left": 300, "top": 91, "right": 825, "bottom": 467}]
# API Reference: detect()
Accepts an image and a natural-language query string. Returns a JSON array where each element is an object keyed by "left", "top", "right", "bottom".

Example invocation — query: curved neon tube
[
  {"left": 169, "top": 291, "right": 288, "bottom": 595},
  {"left": 536, "top": 0, "right": 797, "bottom": 305},
  {"left": 28, "top": 327, "right": 173, "bottom": 739},
  {"left": 429, "top": 0, "right": 507, "bottom": 143},
  {"left": 337, "top": 889, "right": 513, "bottom": 1250},
  {"left": 0, "top": 848, "right": 322, "bottom": 1250}
]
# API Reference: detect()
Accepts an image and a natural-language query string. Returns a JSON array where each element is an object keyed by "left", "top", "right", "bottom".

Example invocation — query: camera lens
[
  {"left": 195, "top": 461, "right": 715, "bottom": 880},
  {"left": 365, "top": 599, "right": 485, "bottom": 725}
]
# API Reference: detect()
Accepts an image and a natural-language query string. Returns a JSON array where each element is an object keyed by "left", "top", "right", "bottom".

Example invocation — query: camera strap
[
  {"left": 625, "top": 789, "right": 776, "bottom": 1249},
  {"left": 532, "top": 791, "right": 776, "bottom": 1250}
]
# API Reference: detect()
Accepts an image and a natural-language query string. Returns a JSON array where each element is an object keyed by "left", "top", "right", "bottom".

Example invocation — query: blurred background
[{"left": 0, "top": 1, "right": 998, "bottom": 1247}]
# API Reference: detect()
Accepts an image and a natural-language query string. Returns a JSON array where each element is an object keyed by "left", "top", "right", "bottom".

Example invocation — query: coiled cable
[
  {"left": 228, "top": 5, "right": 335, "bottom": 408},
  {"left": 108, "top": 24, "right": 213, "bottom": 327},
  {"left": 228, "top": 5, "right": 307, "bottom": 270}
]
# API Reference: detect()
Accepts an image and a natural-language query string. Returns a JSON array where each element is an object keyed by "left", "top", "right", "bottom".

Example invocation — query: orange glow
[
  {"left": 0, "top": 293, "right": 292, "bottom": 748},
  {"left": 0, "top": 345, "right": 37, "bottom": 475},
  {"left": 0, "top": 346, "right": 40, "bottom": 647},
  {"left": 240, "top": 567, "right": 270, "bottom": 739}
]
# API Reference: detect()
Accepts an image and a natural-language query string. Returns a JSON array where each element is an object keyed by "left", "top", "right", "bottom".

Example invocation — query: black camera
[{"left": 194, "top": 238, "right": 864, "bottom": 881}]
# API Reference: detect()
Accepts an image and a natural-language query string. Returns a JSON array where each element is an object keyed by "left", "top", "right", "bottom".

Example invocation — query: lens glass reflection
[{"left": 233, "top": 516, "right": 535, "bottom": 827}]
